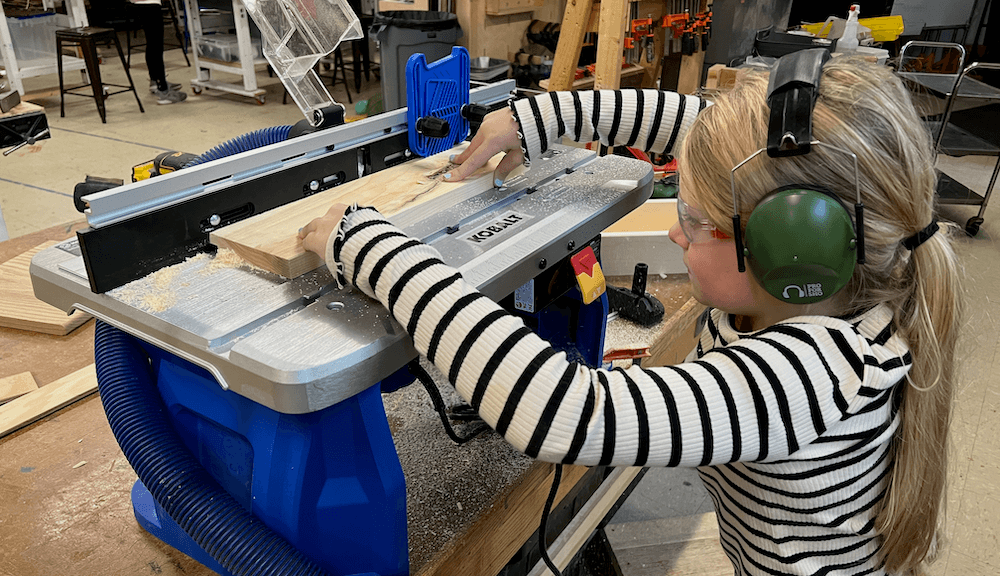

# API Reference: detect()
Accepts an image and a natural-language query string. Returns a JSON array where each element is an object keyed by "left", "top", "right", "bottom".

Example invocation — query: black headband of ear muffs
[{"left": 765, "top": 48, "right": 831, "bottom": 158}]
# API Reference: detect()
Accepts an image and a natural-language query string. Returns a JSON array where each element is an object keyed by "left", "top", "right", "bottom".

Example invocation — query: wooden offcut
[
  {"left": 0, "top": 372, "right": 38, "bottom": 404},
  {"left": 0, "top": 240, "right": 92, "bottom": 335},
  {"left": 0, "top": 364, "right": 98, "bottom": 438},
  {"left": 210, "top": 145, "right": 504, "bottom": 279},
  {"left": 377, "top": 0, "right": 430, "bottom": 11}
]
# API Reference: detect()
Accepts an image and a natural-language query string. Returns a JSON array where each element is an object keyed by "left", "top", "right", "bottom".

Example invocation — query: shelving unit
[
  {"left": 898, "top": 41, "right": 1000, "bottom": 236},
  {"left": 183, "top": 0, "right": 267, "bottom": 104},
  {"left": 0, "top": 0, "right": 89, "bottom": 95}
]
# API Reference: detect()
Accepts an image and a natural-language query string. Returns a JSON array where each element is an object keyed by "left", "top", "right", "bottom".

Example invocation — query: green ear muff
[
  {"left": 744, "top": 188, "right": 857, "bottom": 304},
  {"left": 730, "top": 48, "right": 866, "bottom": 305}
]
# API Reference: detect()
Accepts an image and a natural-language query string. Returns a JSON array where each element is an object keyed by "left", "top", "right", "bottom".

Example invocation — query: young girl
[{"left": 299, "top": 57, "right": 963, "bottom": 575}]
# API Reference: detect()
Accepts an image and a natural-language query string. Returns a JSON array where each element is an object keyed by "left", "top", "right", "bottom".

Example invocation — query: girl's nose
[{"left": 668, "top": 222, "right": 687, "bottom": 248}]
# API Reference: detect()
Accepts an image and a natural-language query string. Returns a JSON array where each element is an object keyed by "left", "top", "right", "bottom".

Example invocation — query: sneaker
[
  {"left": 150, "top": 80, "right": 183, "bottom": 94},
  {"left": 154, "top": 88, "right": 187, "bottom": 105}
]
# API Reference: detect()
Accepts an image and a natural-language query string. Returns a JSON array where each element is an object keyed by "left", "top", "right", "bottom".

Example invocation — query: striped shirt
[
  {"left": 509, "top": 89, "right": 707, "bottom": 163},
  {"left": 326, "top": 91, "right": 911, "bottom": 575}
]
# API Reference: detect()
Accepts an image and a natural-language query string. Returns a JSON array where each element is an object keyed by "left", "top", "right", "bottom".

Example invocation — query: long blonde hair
[{"left": 679, "top": 57, "right": 964, "bottom": 574}]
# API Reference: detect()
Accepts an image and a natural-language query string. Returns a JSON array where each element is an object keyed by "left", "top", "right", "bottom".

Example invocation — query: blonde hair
[{"left": 679, "top": 57, "right": 964, "bottom": 574}]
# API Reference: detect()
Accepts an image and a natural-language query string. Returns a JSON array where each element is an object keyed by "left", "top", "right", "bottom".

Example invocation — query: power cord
[
  {"left": 407, "top": 359, "right": 564, "bottom": 575},
  {"left": 407, "top": 360, "right": 490, "bottom": 444},
  {"left": 539, "top": 463, "right": 564, "bottom": 576}
]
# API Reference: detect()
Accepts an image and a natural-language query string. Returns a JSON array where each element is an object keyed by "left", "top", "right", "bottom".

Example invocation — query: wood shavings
[
  {"left": 108, "top": 249, "right": 270, "bottom": 313},
  {"left": 202, "top": 248, "right": 270, "bottom": 275},
  {"left": 604, "top": 315, "right": 660, "bottom": 354},
  {"left": 383, "top": 358, "right": 532, "bottom": 570}
]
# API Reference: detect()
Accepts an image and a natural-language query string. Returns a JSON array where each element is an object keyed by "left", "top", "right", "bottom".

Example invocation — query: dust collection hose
[
  {"left": 182, "top": 125, "right": 294, "bottom": 169},
  {"left": 94, "top": 320, "right": 332, "bottom": 576}
]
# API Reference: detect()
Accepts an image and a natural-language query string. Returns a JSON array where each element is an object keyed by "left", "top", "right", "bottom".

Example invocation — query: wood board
[
  {"left": 0, "top": 240, "right": 92, "bottom": 335},
  {"left": 0, "top": 364, "right": 98, "bottom": 438},
  {"left": 210, "top": 145, "right": 504, "bottom": 279}
]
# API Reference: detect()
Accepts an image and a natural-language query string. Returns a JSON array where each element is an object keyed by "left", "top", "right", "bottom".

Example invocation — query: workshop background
[{"left": 2, "top": 0, "right": 999, "bottom": 575}]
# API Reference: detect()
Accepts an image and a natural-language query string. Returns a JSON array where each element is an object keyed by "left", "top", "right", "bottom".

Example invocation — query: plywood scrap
[
  {"left": 0, "top": 365, "right": 98, "bottom": 438},
  {"left": 0, "top": 240, "right": 92, "bottom": 335},
  {"left": 210, "top": 145, "right": 504, "bottom": 279},
  {"left": 0, "top": 372, "right": 38, "bottom": 404}
]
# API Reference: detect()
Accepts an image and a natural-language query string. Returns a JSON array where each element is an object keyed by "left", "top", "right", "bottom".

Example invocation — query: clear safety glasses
[{"left": 676, "top": 195, "right": 731, "bottom": 243}]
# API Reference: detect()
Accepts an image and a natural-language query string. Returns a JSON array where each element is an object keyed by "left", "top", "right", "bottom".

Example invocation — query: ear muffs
[
  {"left": 743, "top": 185, "right": 857, "bottom": 304},
  {"left": 730, "top": 47, "right": 866, "bottom": 305}
]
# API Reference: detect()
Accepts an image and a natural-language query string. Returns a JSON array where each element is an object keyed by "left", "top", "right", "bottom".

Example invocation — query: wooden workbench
[{"left": 0, "top": 223, "right": 700, "bottom": 576}]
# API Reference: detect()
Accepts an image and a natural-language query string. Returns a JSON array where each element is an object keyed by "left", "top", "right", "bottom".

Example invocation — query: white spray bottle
[{"left": 838, "top": 4, "right": 860, "bottom": 52}]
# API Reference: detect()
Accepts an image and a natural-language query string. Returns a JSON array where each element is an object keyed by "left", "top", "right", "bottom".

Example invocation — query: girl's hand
[
  {"left": 444, "top": 108, "right": 524, "bottom": 185},
  {"left": 299, "top": 203, "right": 349, "bottom": 256}
]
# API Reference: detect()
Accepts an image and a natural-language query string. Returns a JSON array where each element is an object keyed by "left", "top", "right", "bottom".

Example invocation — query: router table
[
  {"left": 0, "top": 220, "right": 700, "bottom": 576},
  {"left": 12, "top": 35, "right": 704, "bottom": 569}
]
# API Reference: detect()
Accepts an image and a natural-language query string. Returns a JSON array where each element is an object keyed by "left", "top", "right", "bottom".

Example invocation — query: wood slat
[
  {"left": 0, "top": 364, "right": 98, "bottom": 438},
  {"left": 547, "top": 0, "right": 595, "bottom": 91},
  {"left": 594, "top": 0, "right": 629, "bottom": 90},
  {"left": 0, "top": 240, "right": 92, "bottom": 335},
  {"left": 210, "top": 145, "right": 504, "bottom": 278}
]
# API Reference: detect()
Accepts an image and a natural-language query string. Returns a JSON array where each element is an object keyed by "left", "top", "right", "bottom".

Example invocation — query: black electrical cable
[
  {"left": 408, "top": 359, "right": 562, "bottom": 574},
  {"left": 539, "top": 463, "right": 564, "bottom": 576},
  {"left": 407, "top": 360, "right": 490, "bottom": 444}
]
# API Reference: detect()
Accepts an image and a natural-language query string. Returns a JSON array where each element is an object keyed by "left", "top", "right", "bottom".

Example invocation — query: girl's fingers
[{"left": 492, "top": 149, "right": 525, "bottom": 184}]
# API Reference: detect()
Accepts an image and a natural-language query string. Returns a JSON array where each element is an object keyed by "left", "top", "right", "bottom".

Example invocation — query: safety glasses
[{"left": 677, "top": 194, "right": 731, "bottom": 243}]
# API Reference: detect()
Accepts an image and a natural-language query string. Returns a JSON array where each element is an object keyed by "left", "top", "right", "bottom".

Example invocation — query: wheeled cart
[
  {"left": 898, "top": 41, "right": 1000, "bottom": 236},
  {"left": 183, "top": 0, "right": 267, "bottom": 104}
]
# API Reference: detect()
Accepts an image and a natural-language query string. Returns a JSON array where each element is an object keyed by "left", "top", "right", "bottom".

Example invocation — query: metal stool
[{"left": 56, "top": 26, "right": 145, "bottom": 123}]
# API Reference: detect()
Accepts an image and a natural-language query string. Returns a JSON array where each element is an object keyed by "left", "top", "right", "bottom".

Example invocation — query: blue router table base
[{"left": 110, "top": 332, "right": 408, "bottom": 576}]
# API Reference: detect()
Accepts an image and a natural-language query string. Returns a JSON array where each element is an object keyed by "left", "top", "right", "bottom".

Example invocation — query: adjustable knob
[
  {"left": 461, "top": 103, "right": 490, "bottom": 124},
  {"left": 416, "top": 116, "right": 450, "bottom": 138}
]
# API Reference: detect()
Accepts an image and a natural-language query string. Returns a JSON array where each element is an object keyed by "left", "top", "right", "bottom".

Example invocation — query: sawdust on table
[
  {"left": 109, "top": 249, "right": 269, "bottom": 313},
  {"left": 383, "top": 358, "right": 532, "bottom": 571}
]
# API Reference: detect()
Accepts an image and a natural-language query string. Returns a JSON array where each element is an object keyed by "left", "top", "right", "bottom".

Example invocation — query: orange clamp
[{"left": 661, "top": 13, "right": 689, "bottom": 37}]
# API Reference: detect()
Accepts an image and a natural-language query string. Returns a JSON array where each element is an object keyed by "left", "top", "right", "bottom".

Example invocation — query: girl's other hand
[
  {"left": 444, "top": 109, "right": 523, "bottom": 185},
  {"left": 299, "top": 203, "right": 349, "bottom": 256}
]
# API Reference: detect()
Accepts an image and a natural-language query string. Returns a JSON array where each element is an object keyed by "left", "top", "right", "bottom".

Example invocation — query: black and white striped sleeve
[
  {"left": 510, "top": 90, "right": 709, "bottom": 162},
  {"left": 329, "top": 208, "right": 893, "bottom": 467}
]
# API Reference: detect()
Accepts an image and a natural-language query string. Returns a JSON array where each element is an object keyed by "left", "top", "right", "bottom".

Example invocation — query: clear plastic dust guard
[{"left": 242, "top": 0, "right": 363, "bottom": 126}]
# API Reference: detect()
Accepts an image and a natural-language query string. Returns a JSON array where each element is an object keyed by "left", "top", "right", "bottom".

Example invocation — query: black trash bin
[{"left": 370, "top": 11, "right": 463, "bottom": 111}]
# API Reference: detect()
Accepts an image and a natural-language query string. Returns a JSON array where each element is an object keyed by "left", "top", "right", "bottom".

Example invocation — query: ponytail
[{"left": 877, "top": 225, "right": 963, "bottom": 573}]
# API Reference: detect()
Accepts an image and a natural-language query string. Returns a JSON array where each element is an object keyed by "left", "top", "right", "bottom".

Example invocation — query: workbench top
[{"left": 0, "top": 222, "right": 699, "bottom": 576}]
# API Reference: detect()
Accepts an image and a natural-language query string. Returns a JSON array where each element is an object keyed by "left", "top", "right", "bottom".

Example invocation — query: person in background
[
  {"left": 128, "top": 0, "right": 186, "bottom": 104},
  {"left": 299, "top": 56, "right": 962, "bottom": 575}
]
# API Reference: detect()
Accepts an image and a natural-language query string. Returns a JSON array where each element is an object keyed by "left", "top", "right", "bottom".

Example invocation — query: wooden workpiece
[
  {"left": 0, "top": 223, "right": 700, "bottom": 575},
  {"left": 210, "top": 145, "right": 505, "bottom": 279}
]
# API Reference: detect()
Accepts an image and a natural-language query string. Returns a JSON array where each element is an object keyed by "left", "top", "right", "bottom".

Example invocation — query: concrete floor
[{"left": 3, "top": 43, "right": 999, "bottom": 576}]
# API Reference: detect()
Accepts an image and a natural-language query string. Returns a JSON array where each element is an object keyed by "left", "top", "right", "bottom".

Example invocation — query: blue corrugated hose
[
  {"left": 182, "top": 125, "right": 293, "bottom": 169},
  {"left": 94, "top": 320, "right": 333, "bottom": 576}
]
